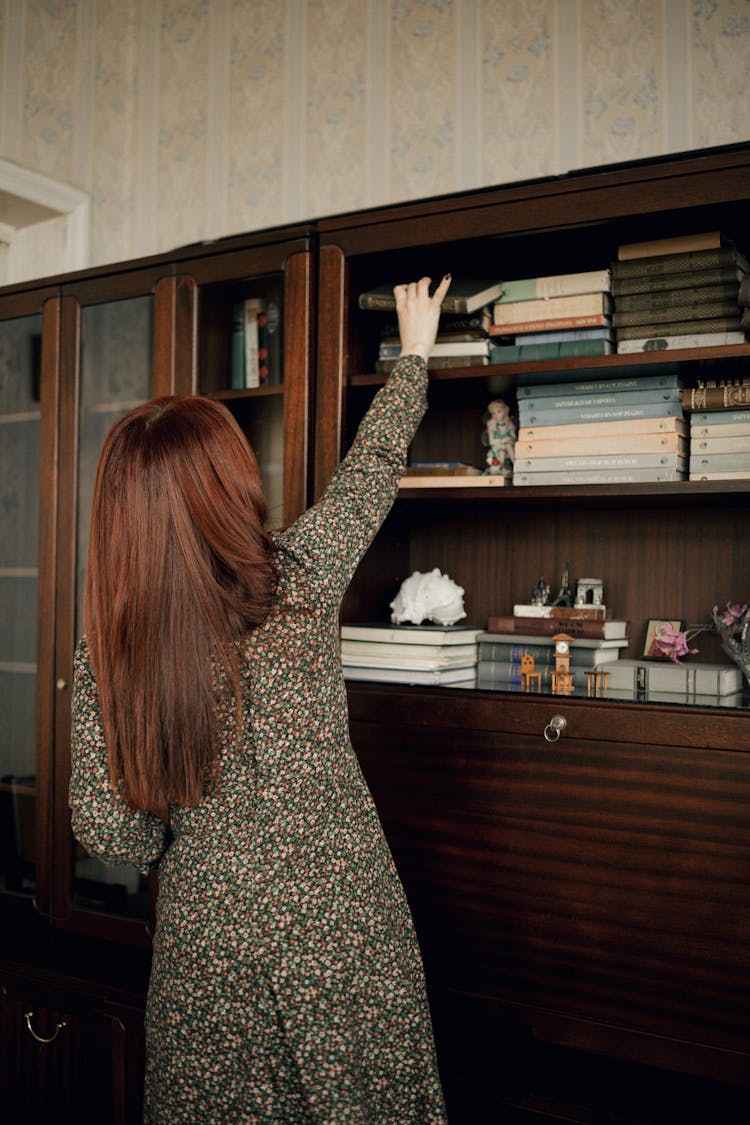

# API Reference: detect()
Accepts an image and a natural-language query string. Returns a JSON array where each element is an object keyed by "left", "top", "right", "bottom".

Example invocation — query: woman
[{"left": 70, "top": 276, "right": 451, "bottom": 1123}]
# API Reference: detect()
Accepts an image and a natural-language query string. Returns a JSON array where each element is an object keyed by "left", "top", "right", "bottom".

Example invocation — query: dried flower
[{"left": 652, "top": 622, "right": 700, "bottom": 665}]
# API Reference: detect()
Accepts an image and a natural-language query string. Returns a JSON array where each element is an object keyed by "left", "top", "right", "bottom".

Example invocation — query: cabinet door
[
  {"left": 174, "top": 235, "right": 314, "bottom": 528},
  {"left": 0, "top": 980, "right": 141, "bottom": 1125},
  {"left": 0, "top": 291, "right": 55, "bottom": 915}
]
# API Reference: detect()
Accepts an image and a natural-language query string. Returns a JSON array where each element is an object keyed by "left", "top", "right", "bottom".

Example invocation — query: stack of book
[
  {"left": 513, "top": 372, "right": 687, "bottom": 485},
  {"left": 488, "top": 269, "right": 613, "bottom": 361},
  {"left": 682, "top": 382, "right": 750, "bottom": 481},
  {"left": 358, "top": 280, "right": 502, "bottom": 373},
  {"left": 340, "top": 623, "right": 483, "bottom": 687},
  {"left": 476, "top": 628, "right": 628, "bottom": 691},
  {"left": 611, "top": 231, "right": 749, "bottom": 353}
]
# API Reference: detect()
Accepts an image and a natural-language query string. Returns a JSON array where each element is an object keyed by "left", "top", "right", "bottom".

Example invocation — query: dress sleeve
[
  {"left": 276, "top": 354, "right": 428, "bottom": 604},
  {"left": 69, "top": 639, "right": 169, "bottom": 874}
]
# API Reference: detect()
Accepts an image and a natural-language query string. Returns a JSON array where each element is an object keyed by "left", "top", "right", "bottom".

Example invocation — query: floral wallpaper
[{"left": 0, "top": 0, "right": 748, "bottom": 275}]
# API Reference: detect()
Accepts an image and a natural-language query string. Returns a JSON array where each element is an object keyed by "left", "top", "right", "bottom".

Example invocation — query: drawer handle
[
  {"left": 24, "top": 1010, "right": 66, "bottom": 1044},
  {"left": 543, "top": 714, "right": 567, "bottom": 742}
]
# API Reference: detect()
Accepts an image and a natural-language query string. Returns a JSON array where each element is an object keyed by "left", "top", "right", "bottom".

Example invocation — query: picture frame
[{"left": 643, "top": 618, "right": 682, "bottom": 659}]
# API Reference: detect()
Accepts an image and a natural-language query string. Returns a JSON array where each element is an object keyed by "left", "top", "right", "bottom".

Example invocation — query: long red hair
[{"left": 83, "top": 395, "right": 276, "bottom": 819}]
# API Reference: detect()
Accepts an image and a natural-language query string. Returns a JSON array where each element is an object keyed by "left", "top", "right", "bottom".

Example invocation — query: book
[
  {"left": 518, "top": 416, "right": 687, "bottom": 440},
  {"left": 340, "top": 624, "right": 484, "bottom": 646},
  {"left": 494, "top": 269, "right": 611, "bottom": 303},
  {"left": 612, "top": 264, "right": 747, "bottom": 297},
  {"left": 689, "top": 409, "right": 750, "bottom": 426},
  {"left": 690, "top": 470, "right": 750, "bottom": 480},
  {"left": 378, "top": 310, "right": 492, "bottom": 337},
  {"left": 404, "top": 462, "right": 482, "bottom": 476},
  {"left": 690, "top": 422, "right": 750, "bottom": 439},
  {"left": 378, "top": 339, "right": 490, "bottom": 359},
  {"left": 478, "top": 642, "right": 625, "bottom": 670},
  {"left": 683, "top": 385, "right": 750, "bottom": 411},
  {"left": 611, "top": 245, "right": 750, "bottom": 280},
  {"left": 512, "top": 603, "right": 606, "bottom": 620},
  {"left": 513, "top": 468, "right": 686, "bottom": 485},
  {"left": 614, "top": 283, "right": 741, "bottom": 314},
  {"left": 514, "top": 326, "right": 614, "bottom": 344},
  {"left": 489, "top": 313, "right": 612, "bottom": 336},
  {"left": 518, "top": 387, "right": 683, "bottom": 414},
  {"left": 375, "top": 354, "right": 489, "bottom": 374},
  {"left": 617, "top": 231, "right": 723, "bottom": 261},
  {"left": 342, "top": 665, "right": 477, "bottom": 686},
  {"left": 230, "top": 302, "right": 245, "bottom": 389},
  {"left": 615, "top": 316, "right": 743, "bottom": 341},
  {"left": 479, "top": 631, "right": 627, "bottom": 651},
  {"left": 689, "top": 452, "right": 750, "bottom": 472},
  {"left": 603, "top": 658, "right": 742, "bottom": 696},
  {"left": 487, "top": 615, "right": 628, "bottom": 639},
  {"left": 516, "top": 372, "right": 682, "bottom": 400},
  {"left": 691, "top": 434, "right": 750, "bottom": 453},
  {"left": 515, "top": 433, "right": 686, "bottom": 457},
  {"left": 492, "top": 291, "right": 612, "bottom": 327},
  {"left": 606, "top": 687, "right": 746, "bottom": 708},
  {"left": 740, "top": 274, "right": 750, "bottom": 305},
  {"left": 613, "top": 301, "right": 741, "bottom": 328},
  {"left": 616, "top": 331, "right": 748, "bottom": 353},
  {"left": 243, "top": 297, "right": 264, "bottom": 388},
  {"left": 341, "top": 639, "right": 477, "bottom": 665},
  {"left": 517, "top": 402, "right": 685, "bottom": 427},
  {"left": 490, "top": 339, "right": 614, "bottom": 362},
  {"left": 515, "top": 453, "right": 686, "bottom": 472},
  {"left": 399, "top": 474, "right": 508, "bottom": 489},
  {"left": 359, "top": 279, "right": 502, "bottom": 314}
]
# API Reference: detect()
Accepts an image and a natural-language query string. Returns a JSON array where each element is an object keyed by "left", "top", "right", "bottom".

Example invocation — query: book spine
[
  {"left": 518, "top": 326, "right": 614, "bottom": 343},
  {"left": 490, "top": 339, "right": 614, "bottom": 362},
  {"left": 611, "top": 246, "right": 746, "bottom": 279},
  {"left": 516, "top": 433, "right": 686, "bottom": 456},
  {"left": 519, "top": 388, "right": 682, "bottom": 414},
  {"left": 517, "top": 402, "right": 684, "bottom": 426},
  {"left": 615, "top": 316, "right": 742, "bottom": 340},
  {"left": 513, "top": 468, "right": 686, "bottom": 484},
  {"left": 518, "top": 417, "right": 687, "bottom": 439},
  {"left": 617, "top": 231, "right": 721, "bottom": 260},
  {"left": 613, "top": 301, "right": 741, "bottom": 328},
  {"left": 495, "top": 269, "right": 612, "bottom": 302},
  {"left": 243, "top": 298, "right": 263, "bottom": 388},
  {"left": 616, "top": 331, "right": 747, "bottom": 352},
  {"left": 683, "top": 385, "right": 750, "bottom": 410},
  {"left": 690, "top": 422, "right": 750, "bottom": 438},
  {"left": 230, "top": 303, "right": 245, "bottom": 389},
  {"left": 516, "top": 372, "right": 681, "bottom": 400},
  {"left": 690, "top": 409, "right": 750, "bottom": 425},
  {"left": 612, "top": 265, "right": 745, "bottom": 296},
  {"left": 614, "top": 283, "right": 741, "bottom": 313},
  {"left": 515, "top": 452, "right": 685, "bottom": 472},
  {"left": 690, "top": 470, "right": 750, "bottom": 480},
  {"left": 691, "top": 435, "right": 750, "bottom": 453},
  {"left": 489, "top": 313, "right": 611, "bottom": 335},
  {"left": 478, "top": 646, "right": 605, "bottom": 668},
  {"left": 689, "top": 452, "right": 750, "bottom": 471},
  {"left": 375, "top": 355, "right": 489, "bottom": 373},
  {"left": 487, "top": 616, "right": 624, "bottom": 639},
  {"left": 493, "top": 292, "right": 611, "bottom": 326}
]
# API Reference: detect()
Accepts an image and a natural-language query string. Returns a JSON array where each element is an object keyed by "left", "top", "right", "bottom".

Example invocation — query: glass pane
[
  {"left": 0, "top": 314, "right": 41, "bottom": 897},
  {"left": 73, "top": 296, "right": 152, "bottom": 922},
  {"left": 227, "top": 393, "right": 285, "bottom": 530}
]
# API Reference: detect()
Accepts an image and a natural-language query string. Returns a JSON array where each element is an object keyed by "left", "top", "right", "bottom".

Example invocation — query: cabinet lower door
[{"left": 1, "top": 983, "right": 143, "bottom": 1125}]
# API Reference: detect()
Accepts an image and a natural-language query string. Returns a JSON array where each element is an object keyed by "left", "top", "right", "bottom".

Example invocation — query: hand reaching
[{"left": 393, "top": 275, "right": 451, "bottom": 361}]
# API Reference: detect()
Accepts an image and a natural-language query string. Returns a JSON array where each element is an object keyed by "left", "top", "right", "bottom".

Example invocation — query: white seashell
[{"left": 389, "top": 568, "right": 466, "bottom": 627}]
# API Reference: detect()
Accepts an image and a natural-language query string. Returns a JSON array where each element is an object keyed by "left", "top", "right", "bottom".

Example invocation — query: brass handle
[
  {"left": 24, "top": 1010, "right": 66, "bottom": 1044},
  {"left": 543, "top": 714, "right": 567, "bottom": 742},
  {"left": 56, "top": 678, "right": 68, "bottom": 691}
]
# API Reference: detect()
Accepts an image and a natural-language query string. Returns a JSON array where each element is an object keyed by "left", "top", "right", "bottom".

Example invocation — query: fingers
[{"left": 393, "top": 274, "right": 451, "bottom": 307}]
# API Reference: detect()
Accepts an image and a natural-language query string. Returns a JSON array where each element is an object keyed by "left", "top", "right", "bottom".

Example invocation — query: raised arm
[{"left": 276, "top": 275, "right": 451, "bottom": 604}]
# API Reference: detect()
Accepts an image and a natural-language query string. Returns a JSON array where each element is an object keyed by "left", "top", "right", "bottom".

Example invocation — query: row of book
[
  {"left": 339, "top": 620, "right": 744, "bottom": 706},
  {"left": 230, "top": 297, "right": 282, "bottom": 388},
  {"left": 359, "top": 231, "right": 749, "bottom": 368},
  {"left": 513, "top": 371, "right": 687, "bottom": 485}
]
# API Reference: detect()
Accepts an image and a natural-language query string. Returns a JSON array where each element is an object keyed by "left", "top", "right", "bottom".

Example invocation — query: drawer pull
[
  {"left": 544, "top": 714, "right": 567, "bottom": 742},
  {"left": 24, "top": 1010, "right": 66, "bottom": 1044}
]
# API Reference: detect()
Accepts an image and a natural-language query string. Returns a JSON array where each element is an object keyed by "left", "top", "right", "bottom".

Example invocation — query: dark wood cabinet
[{"left": 315, "top": 146, "right": 750, "bottom": 1119}]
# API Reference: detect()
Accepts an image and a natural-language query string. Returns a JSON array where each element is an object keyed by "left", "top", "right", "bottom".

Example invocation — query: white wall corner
[{"left": 0, "top": 158, "right": 91, "bottom": 283}]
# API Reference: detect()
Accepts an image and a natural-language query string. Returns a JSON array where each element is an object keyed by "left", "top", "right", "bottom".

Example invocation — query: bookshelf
[{"left": 316, "top": 146, "right": 750, "bottom": 1120}]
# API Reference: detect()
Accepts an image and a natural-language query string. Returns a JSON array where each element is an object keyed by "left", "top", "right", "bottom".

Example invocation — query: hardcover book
[
  {"left": 612, "top": 265, "right": 747, "bottom": 297},
  {"left": 359, "top": 279, "right": 502, "bottom": 314},
  {"left": 689, "top": 409, "right": 750, "bottom": 426},
  {"left": 613, "top": 283, "right": 741, "bottom": 313},
  {"left": 490, "top": 339, "right": 614, "bottom": 362},
  {"left": 517, "top": 402, "right": 684, "bottom": 428},
  {"left": 342, "top": 665, "right": 477, "bottom": 686},
  {"left": 690, "top": 423, "right": 750, "bottom": 439},
  {"left": 613, "top": 301, "right": 741, "bottom": 328},
  {"left": 691, "top": 434, "right": 750, "bottom": 453},
  {"left": 616, "top": 331, "right": 747, "bottom": 353},
  {"left": 603, "top": 658, "right": 742, "bottom": 696},
  {"left": 494, "top": 269, "right": 611, "bottom": 303},
  {"left": 617, "top": 231, "right": 723, "bottom": 261},
  {"left": 683, "top": 385, "right": 750, "bottom": 411},
  {"left": 516, "top": 372, "right": 682, "bottom": 400},
  {"left": 340, "top": 624, "right": 483, "bottom": 646},
  {"left": 487, "top": 615, "right": 628, "bottom": 640},
  {"left": 492, "top": 291, "right": 611, "bottom": 327},
  {"left": 518, "top": 417, "right": 687, "bottom": 440},
  {"left": 489, "top": 313, "right": 612, "bottom": 336},
  {"left": 615, "top": 316, "right": 743, "bottom": 341},
  {"left": 515, "top": 453, "right": 686, "bottom": 472},
  {"left": 611, "top": 245, "right": 749, "bottom": 280},
  {"left": 515, "top": 433, "right": 686, "bottom": 457},
  {"left": 689, "top": 452, "right": 750, "bottom": 472},
  {"left": 518, "top": 387, "right": 682, "bottom": 415},
  {"left": 513, "top": 468, "right": 686, "bottom": 485}
]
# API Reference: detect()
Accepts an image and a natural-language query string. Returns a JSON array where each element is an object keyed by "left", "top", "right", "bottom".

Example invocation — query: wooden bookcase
[{"left": 315, "top": 146, "right": 750, "bottom": 1121}]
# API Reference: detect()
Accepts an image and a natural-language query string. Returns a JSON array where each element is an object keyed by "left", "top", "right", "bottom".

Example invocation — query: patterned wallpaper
[{"left": 0, "top": 0, "right": 749, "bottom": 273}]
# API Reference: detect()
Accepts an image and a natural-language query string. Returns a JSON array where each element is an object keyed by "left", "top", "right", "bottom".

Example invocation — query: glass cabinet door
[
  {"left": 69, "top": 293, "right": 154, "bottom": 927},
  {"left": 0, "top": 312, "right": 42, "bottom": 902}
]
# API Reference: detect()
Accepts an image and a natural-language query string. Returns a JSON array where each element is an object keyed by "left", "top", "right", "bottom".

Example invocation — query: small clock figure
[{"left": 482, "top": 399, "right": 516, "bottom": 478}]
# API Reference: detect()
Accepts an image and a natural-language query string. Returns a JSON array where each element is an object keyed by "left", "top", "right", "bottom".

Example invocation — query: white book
[
  {"left": 341, "top": 640, "right": 477, "bottom": 667},
  {"left": 479, "top": 631, "right": 627, "bottom": 650},
  {"left": 340, "top": 624, "right": 483, "bottom": 646},
  {"left": 513, "top": 468, "right": 686, "bottom": 485},
  {"left": 690, "top": 434, "right": 750, "bottom": 453},
  {"left": 604, "top": 659, "right": 742, "bottom": 696},
  {"left": 518, "top": 417, "right": 687, "bottom": 441},
  {"left": 689, "top": 452, "right": 750, "bottom": 471},
  {"left": 495, "top": 269, "right": 612, "bottom": 303},
  {"left": 690, "top": 410, "right": 750, "bottom": 426},
  {"left": 690, "top": 470, "right": 750, "bottom": 480},
  {"left": 616, "top": 331, "right": 747, "bottom": 353},
  {"left": 343, "top": 665, "right": 477, "bottom": 686},
  {"left": 690, "top": 422, "right": 750, "bottom": 439},
  {"left": 515, "top": 453, "right": 686, "bottom": 472}
]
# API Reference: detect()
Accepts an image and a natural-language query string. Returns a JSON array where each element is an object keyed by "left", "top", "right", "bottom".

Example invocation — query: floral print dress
[{"left": 69, "top": 356, "right": 449, "bottom": 1124}]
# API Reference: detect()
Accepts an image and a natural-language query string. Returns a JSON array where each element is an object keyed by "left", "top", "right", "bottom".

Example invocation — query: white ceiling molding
[{"left": 0, "top": 159, "right": 90, "bottom": 281}]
